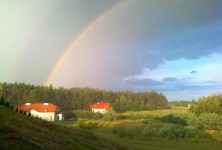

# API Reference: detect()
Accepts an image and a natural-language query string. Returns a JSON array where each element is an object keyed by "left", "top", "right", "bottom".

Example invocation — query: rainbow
[
  {"left": 45, "top": 0, "right": 128, "bottom": 85},
  {"left": 8, "top": 0, "right": 60, "bottom": 80}
]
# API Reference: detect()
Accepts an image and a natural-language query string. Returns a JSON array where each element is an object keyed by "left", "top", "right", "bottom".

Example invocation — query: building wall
[
  {"left": 91, "top": 108, "right": 106, "bottom": 113},
  {"left": 30, "top": 110, "right": 55, "bottom": 121},
  {"left": 57, "top": 113, "right": 63, "bottom": 121}
]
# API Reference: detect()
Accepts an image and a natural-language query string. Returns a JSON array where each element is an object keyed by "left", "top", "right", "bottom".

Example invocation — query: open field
[
  {"left": 58, "top": 107, "right": 222, "bottom": 150},
  {"left": 125, "top": 107, "right": 189, "bottom": 116},
  {"left": 1, "top": 105, "right": 222, "bottom": 149}
]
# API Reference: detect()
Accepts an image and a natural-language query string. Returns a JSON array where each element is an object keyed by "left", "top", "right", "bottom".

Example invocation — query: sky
[{"left": 0, "top": 0, "right": 222, "bottom": 101}]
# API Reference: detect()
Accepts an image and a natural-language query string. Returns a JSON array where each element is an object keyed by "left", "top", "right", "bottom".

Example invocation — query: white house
[
  {"left": 90, "top": 102, "right": 110, "bottom": 114},
  {"left": 17, "top": 103, "right": 63, "bottom": 121}
]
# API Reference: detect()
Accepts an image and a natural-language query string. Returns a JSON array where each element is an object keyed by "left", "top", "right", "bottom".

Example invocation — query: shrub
[
  {"left": 77, "top": 120, "right": 99, "bottom": 130},
  {"left": 142, "top": 126, "right": 158, "bottom": 140},
  {"left": 192, "top": 113, "right": 222, "bottom": 130},
  {"left": 4, "top": 101, "right": 10, "bottom": 108},
  {"left": 158, "top": 114, "right": 187, "bottom": 126},
  {"left": 64, "top": 110, "right": 76, "bottom": 120},
  {"left": 158, "top": 124, "right": 197, "bottom": 141},
  {"left": 112, "top": 123, "right": 147, "bottom": 140},
  {"left": 0, "top": 96, "right": 5, "bottom": 105},
  {"left": 73, "top": 110, "right": 103, "bottom": 120},
  {"left": 103, "top": 110, "right": 116, "bottom": 122}
]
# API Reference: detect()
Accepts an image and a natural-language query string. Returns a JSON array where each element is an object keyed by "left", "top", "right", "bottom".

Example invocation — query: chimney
[
  {"left": 26, "top": 103, "right": 31, "bottom": 105},
  {"left": 44, "top": 103, "right": 49, "bottom": 106}
]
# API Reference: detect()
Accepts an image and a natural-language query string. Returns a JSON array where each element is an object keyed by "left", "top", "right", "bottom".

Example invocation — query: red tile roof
[
  {"left": 17, "top": 103, "right": 58, "bottom": 112},
  {"left": 90, "top": 102, "right": 110, "bottom": 109}
]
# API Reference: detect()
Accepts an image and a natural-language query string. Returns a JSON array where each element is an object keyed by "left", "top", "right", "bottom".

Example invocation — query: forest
[{"left": 0, "top": 82, "right": 168, "bottom": 112}]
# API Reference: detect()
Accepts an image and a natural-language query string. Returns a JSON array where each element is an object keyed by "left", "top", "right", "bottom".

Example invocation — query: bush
[
  {"left": 192, "top": 113, "right": 222, "bottom": 130},
  {"left": 142, "top": 126, "right": 158, "bottom": 140},
  {"left": 4, "top": 101, "right": 10, "bottom": 108},
  {"left": 77, "top": 120, "right": 99, "bottom": 130},
  {"left": 158, "top": 124, "right": 212, "bottom": 141},
  {"left": 64, "top": 110, "right": 76, "bottom": 120},
  {"left": 103, "top": 109, "right": 116, "bottom": 122},
  {"left": 112, "top": 123, "right": 144, "bottom": 139},
  {"left": 73, "top": 110, "right": 103, "bottom": 120},
  {"left": 158, "top": 114, "right": 188, "bottom": 126},
  {"left": 0, "top": 96, "right": 5, "bottom": 105}
]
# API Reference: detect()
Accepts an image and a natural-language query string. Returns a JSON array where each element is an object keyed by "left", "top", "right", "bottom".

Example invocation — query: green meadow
[
  {"left": 57, "top": 107, "right": 222, "bottom": 150},
  {"left": 1, "top": 103, "right": 222, "bottom": 149}
]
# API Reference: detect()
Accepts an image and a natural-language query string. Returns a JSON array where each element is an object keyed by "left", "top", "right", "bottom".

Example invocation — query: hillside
[{"left": 0, "top": 105, "right": 123, "bottom": 150}]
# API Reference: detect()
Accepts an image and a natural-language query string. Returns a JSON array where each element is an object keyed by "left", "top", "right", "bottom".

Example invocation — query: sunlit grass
[
  {"left": 125, "top": 107, "right": 188, "bottom": 116},
  {"left": 57, "top": 107, "right": 222, "bottom": 150}
]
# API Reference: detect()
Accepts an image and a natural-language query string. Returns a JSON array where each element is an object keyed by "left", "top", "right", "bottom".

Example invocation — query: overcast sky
[{"left": 1, "top": 0, "right": 222, "bottom": 100}]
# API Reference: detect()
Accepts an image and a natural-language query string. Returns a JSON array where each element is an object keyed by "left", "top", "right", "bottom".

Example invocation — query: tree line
[
  {"left": 189, "top": 94, "right": 222, "bottom": 115},
  {"left": 0, "top": 82, "right": 168, "bottom": 112}
]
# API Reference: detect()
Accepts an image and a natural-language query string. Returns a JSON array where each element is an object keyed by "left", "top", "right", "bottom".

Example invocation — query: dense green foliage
[
  {"left": 77, "top": 120, "right": 213, "bottom": 142},
  {"left": 0, "top": 82, "right": 168, "bottom": 112},
  {"left": 189, "top": 94, "right": 222, "bottom": 115},
  {"left": 0, "top": 96, "right": 4, "bottom": 105},
  {"left": 188, "top": 113, "right": 222, "bottom": 130},
  {"left": 158, "top": 114, "right": 188, "bottom": 126},
  {"left": 158, "top": 112, "right": 222, "bottom": 131}
]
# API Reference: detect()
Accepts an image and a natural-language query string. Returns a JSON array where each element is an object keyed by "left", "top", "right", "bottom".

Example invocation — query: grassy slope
[{"left": 0, "top": 106, "right": 123, "bottom": 150}]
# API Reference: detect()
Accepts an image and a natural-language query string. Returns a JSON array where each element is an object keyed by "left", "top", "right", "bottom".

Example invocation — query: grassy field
[
  {"left": 2, "top": 106, "right": 222, "bottom": 149},
  {"left": 58, "top": 107, "right": 222, "bottom": 150},
  {"left": 125, "top": 107, "right": 188, "bottom": 116}
]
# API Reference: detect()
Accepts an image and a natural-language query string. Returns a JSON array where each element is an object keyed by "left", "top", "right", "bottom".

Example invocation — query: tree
[
  {"left": 0, "top": 96, "right": 4, "bottom": 105},
  {"left": 103, "top": 107, "right": 116, "bottom": 122},
  {"left": 191, "top": 94, "right": 222, "bottom": 115},
  {"left": 0, "top": 82, "right": 169, "bottom": 112},
  {"left": 5, "top": 101, "right": 10, "bottom": 108}
]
